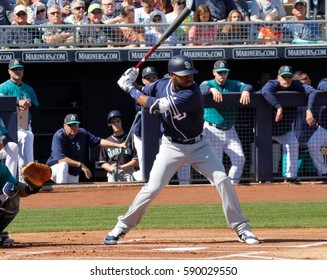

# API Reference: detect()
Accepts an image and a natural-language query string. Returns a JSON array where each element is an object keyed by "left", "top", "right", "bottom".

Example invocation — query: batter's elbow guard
[{"left": 149, "top": 99, "right": 160, "bottom": 114}]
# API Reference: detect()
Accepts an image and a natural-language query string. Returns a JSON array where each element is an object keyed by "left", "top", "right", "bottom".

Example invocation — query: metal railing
[{"left": 0, "top": 20, "right": 326, "bottom": 49}]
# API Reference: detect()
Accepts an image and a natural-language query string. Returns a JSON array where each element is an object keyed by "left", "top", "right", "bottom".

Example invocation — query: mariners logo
[{"left": 184, "top": 61, "right": 191, "bottom": 69}]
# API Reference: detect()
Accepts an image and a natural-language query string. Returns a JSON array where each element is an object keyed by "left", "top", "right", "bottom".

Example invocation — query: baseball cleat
[
  {"left": 103, "top": 232, "right": 125, "bottom": 245},
  {"left": 0, "top": 232, "right": 14, "bottom": 247},
  {"left": 238, "top": 230, "right": 260, "bottom": 245}
]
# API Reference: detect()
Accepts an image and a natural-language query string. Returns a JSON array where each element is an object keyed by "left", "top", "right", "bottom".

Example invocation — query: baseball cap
[
  {"left": 278, "top": 65, "right": 293, "bottom": 76},
  {"left": 8, "top": 59, "right": 24, "bottom": 70},
  {"left": 64, "top": 114, "right": 81, "bottom": 125},
  {"left": 88, "top": 3, "right": 102, "bottom": 14},
  {"left": 142, "top": 67, "right": 158, "bottom": 78},
  {"left": 14, "top": 4, "right": 27, "bottom": 14},
  {"left": 214, "top": 60, "right": 230, "bottom": 72},
  {"left": 292, "top": 0, "right": 306, "bottom": 8}
]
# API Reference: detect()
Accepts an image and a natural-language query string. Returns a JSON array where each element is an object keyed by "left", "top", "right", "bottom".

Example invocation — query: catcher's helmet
[
  {"left": 168, "top": 55, "right": 198, "bottom": 76},
  {"left": 107, "top": 110, "right": 122, "bottom": 123}
]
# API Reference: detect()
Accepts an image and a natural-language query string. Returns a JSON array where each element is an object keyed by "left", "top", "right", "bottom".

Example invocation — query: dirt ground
[{"left": 2, "top": 181, "right": 327, "bottom": 260}]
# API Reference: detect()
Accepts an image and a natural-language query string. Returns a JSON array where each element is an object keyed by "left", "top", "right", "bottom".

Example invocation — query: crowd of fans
[{"left": 0, "top": 0, "right": 325, "bottom": 48}]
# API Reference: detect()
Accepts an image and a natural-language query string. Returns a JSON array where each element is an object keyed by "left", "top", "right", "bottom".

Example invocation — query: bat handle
[{"left": 135, "top": 45, "right": 159, "bottom": 69}]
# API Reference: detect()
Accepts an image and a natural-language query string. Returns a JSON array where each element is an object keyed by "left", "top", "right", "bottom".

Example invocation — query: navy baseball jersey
[
  {"left": 140, "top": 78, "right": 204, "bottom": 140},
  {"left": 261, "top": 79, "right": 317, "bottom": 136},
  {"left": 46, "top": 127, "right": 101, "bottom": 176},
  {"left": 317, "top": 78, "right": 327, "bottom": 129}
]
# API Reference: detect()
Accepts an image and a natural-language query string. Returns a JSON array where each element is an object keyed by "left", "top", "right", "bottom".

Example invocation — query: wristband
[{"left": 129, "top": 88, "right": 142, "bottom": 101}]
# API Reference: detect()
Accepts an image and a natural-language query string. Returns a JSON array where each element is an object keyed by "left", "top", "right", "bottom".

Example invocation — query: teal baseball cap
[
  {"left": 214, "top": 60, "right": 230, "bottom": 72},
  {"left": 278, "top": 65, "right": 293, "bottom": 76},
  {"left": 9, "top": 59, "right": 24, "bottom": 70},
  {"left": 64, "top": 114, "right": 80, "bottom": 125}
]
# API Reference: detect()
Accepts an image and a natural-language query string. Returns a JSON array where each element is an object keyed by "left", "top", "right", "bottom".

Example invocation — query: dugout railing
[{"left": 141, "top": 91, "right": 327, "bottom": 184}]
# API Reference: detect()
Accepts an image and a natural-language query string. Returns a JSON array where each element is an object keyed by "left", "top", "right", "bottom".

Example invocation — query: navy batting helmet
[
  {"left": 168, "top": 55, "right": 198, "bottom": 76},
  {"left": 107, "top": 110, "right": 122, "bottom": 123}
]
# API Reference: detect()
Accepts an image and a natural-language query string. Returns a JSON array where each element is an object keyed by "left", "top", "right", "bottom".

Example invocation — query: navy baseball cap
[
  {"left": 64, "top": 114, "right": 80, "bottom": 125},
  {"left": 142, "top": 67, "right": 158, "bottom": 78},
  {"left": 9, "top": 59, "right": 24, "bottom": 70},
  {"left": 214, "top": 60, "right": 230, "bottom": 72},
  {"left": 278, "top": 65, "right": 293, "bottom": 76}
]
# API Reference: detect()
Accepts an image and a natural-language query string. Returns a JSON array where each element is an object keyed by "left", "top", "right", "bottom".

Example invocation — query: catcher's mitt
[{"left": 21, "top": 162, "right": 52, "bottom": 190}]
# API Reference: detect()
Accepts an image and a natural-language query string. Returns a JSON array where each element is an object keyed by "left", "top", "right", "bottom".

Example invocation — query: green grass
[{"left": 7, "top": 201, "right": 327, "bottom": 233}]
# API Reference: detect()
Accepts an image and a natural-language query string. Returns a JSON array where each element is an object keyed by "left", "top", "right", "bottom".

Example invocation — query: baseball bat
[
  {"left": 135, "top": 7, "right": 191, "bottom": 69},
  {"left": 114, "top": 111, "right": 142, "bottom": 182}
]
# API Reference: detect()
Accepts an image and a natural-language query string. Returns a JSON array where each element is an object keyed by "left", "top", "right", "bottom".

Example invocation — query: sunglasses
[
  {"left": 49, "top": 11, "right": 60, "bottom": 15},
  {"left": 281, "top": 75, "right": 293, "bottom": 79},
  {"left": 217, "top": 71, "right": 228, "bottom": 75},
  {"left": 74, "top": 6, "right": 85, "bottom": 10},
  {"left": 16, "top": 12, "right": 27, "bottom": 16},
  {"left": 144, "top": 74, "right": 158, "bottom": 80},
  {"left": 37, "top": 9, "right": 46, "bottom": 14},
  {"left": 176, "top": 1, "right": 186, "bottom": 5}
]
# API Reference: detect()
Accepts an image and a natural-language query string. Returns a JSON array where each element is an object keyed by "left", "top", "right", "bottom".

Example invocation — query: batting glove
[{"left": 117, "top": 67, "right": 139, "bottom": 93}]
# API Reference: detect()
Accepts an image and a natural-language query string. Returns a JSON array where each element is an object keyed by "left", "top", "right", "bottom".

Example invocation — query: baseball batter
[
  {"left": 104, "top": 55, "right": 259, "bottom": 245},
  {"left": 200, "top": 60, "right": 252, "bottom": 184}
]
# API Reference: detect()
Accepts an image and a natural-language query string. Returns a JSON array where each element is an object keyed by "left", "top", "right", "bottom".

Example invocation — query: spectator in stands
[
  {"left": 154, "top": 0, "right": 173, "bottom": 14},
  {"left": 260, "top": 65, "right": 318, "bottom": 184},
  {"left": 64, "top": 0, "right": 88, "bottom": 24},
  {"left": 257, "top": 13, "right": 283, "bottom": 45},
  {"left": 115, "top": 5, "right": 146, "bottom": 47},
  {"left": 200, "top": 60, "right": 253, "bottom": 184},
  {"left": 134, "top": 0, "right": 167, "bottom": 32},
  {"left": 82, "top": 3, "right": 114, "bottom": 47},
  {"left": 2, "top": 5, "right": 42, "bottom": 48},
  {"left": 0, "top": 59, "right": 39, "bottom": 182},
  {"left": 46, "top": 114, "right": 125, "bottom": 184},
  {"left": 220, "top": 9, "right": 249, "bottom": 45},
  {"left": 307, "top": 79, "right": 327, "bottom": 178},
  {"left": 166, "top": 0, "right": 193, "bottom": 44},
  {"left": 99, "top": 110, "right": 139, "bottom": 182},
  {"left": 15, "top": 0, "right": 36, "bottom": 24},
  {"left": 250, "top": 0, "right": 287, "bottom": 22},
  {"left": 33, "top": 2, "right": 49, "bottom": 25},
  {"left": 0, "top": 0, "right": 14, "bottom": 25},
  {"left": 282, "top": 0, "right": 323, "bottom": 42},
  {"left": 191, "top": 0, "right": 237, "bottom": 21},
  {"left": 42, "top": 4, "right": 77, "bottom": 48},
  {"left": 46, "top": 0, "right": 72, "bottom": 19},
  {"left": 101, "top": 0, "right": 120, "bottom": 21},
  {"left": 0, "top": 116, "right": 19, "bottom": 178},
  {"left": 233, "top": 0, "right": 250, "bottom": 21},
  {"left": 145, "top": 11, "right": 179, "bottom": 46},
  {"left": 188, "top": 4, "right": 218, "bottom": 46}
]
